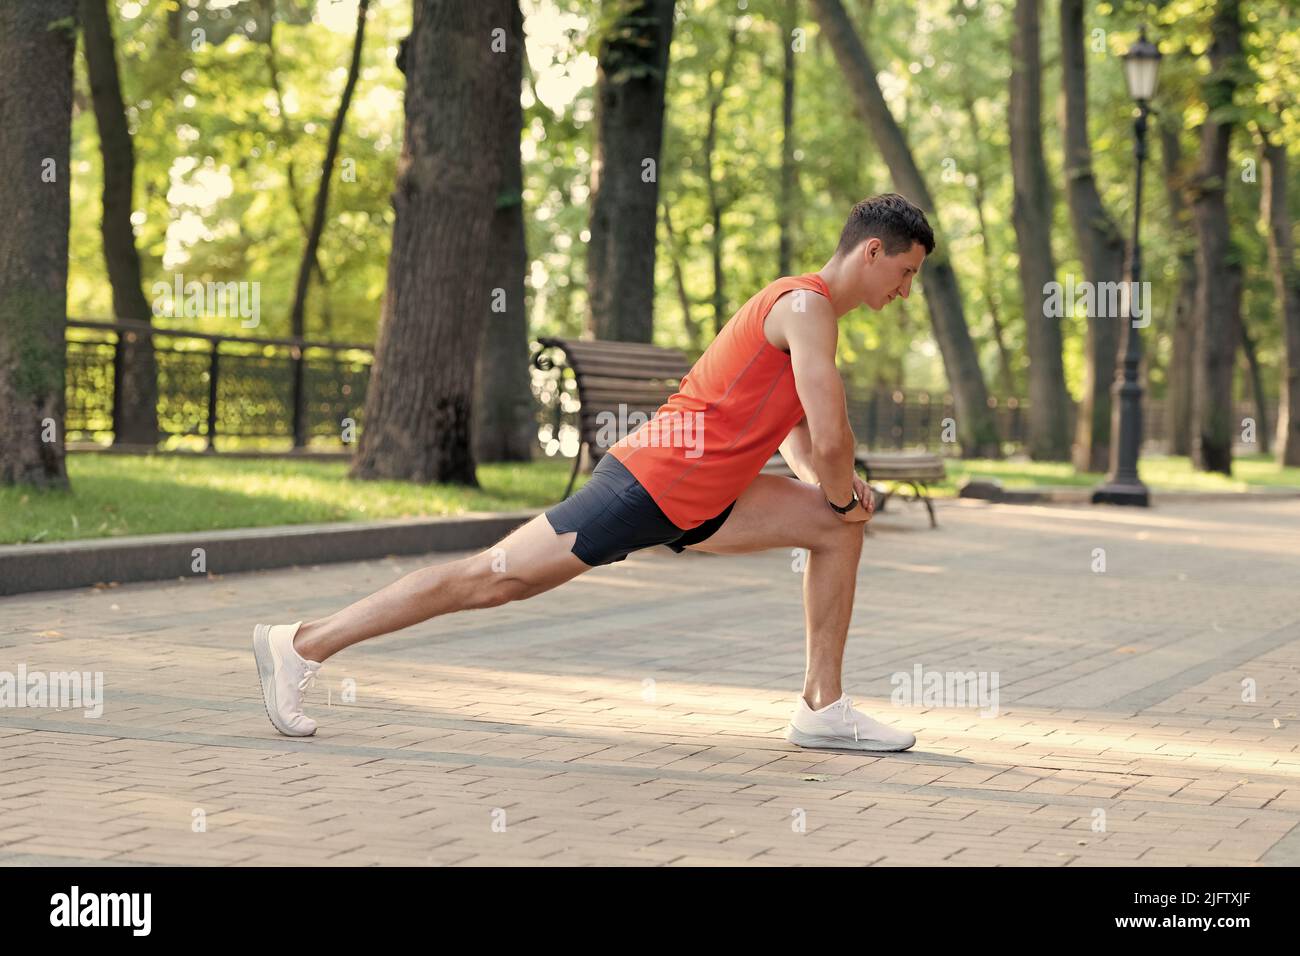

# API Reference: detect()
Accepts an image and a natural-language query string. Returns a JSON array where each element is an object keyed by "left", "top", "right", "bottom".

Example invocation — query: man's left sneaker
[
  {"left": 785, "top": 692, "right": 916, "bottom": 751},
  {"left": 252, "top": 622, "right": 322, "bottom": 737}
]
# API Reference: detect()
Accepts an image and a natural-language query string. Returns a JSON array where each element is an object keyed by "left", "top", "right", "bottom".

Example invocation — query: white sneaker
[
  {"left": 785, "top": 693, "right": 916, "bottom": 752},
  {"left": 252, "top": 622, "right": 322, "bottom": 737}
]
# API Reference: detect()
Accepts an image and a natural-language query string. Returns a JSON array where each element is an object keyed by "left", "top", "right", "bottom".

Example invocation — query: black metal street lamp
[{"left": 1093, "top": 28, "right": 1161, "bottom": 507}]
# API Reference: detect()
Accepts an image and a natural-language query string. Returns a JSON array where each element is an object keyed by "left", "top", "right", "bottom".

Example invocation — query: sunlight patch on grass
[{"left": 0, "top": 454, "right": 580, "bottom": 544}]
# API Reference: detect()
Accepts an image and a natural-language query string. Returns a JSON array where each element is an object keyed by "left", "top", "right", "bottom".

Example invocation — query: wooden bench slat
[
  {"left": 541, "top": 335, "right": 685, "bottom": 353},
  {"left": 566, "top": 357, "right": 689, "bottom": 379},
  {"left": 540, "top": 338, "right": 688, "bottom": 362},
  {"left": 577, "top": 374, "right": 681, "bottom": 392},
  {"left": 563, "top": 347, "right": 687, "bottom": 365},
  {"left": 578, "top": 408, "right": 663, "bottom": 430},
  {"left": 579, "top": 388, "right": 676, "bottom": 408},
  {"left": 866, "top": 469, "right": 945, "bottom": 482}
]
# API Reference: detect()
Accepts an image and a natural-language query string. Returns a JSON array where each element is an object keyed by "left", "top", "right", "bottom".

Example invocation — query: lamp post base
[{"left": 1091, "top": 480, "right": 1151, "bottom": 507}]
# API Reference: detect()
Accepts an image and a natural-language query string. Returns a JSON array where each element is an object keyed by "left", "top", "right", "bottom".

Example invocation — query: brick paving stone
[{"left": 2, "top": 497, "right": 1298, "bottom": 865}]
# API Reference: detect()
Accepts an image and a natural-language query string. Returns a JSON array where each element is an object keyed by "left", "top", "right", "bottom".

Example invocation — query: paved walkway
[{"left": 2, "top": 496, "right": 1298, "bottom": 866}]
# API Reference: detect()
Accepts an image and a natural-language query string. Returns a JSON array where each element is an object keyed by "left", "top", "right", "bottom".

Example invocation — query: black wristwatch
[{"left": 823, "top": 487, "right": 859, "bottom": 514}]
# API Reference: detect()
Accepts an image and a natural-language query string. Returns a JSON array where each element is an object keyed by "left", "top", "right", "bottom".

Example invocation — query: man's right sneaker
[
  {"left": 785, "top": 693, "right": 916, "bottom": 751},
  {"left": 252, "top": 622, "right": 322, "bottom": 737}
]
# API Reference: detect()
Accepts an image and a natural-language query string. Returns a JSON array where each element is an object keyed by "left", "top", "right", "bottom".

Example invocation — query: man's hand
[
  {"left": 852, "top": 474, "right": 876, "bottom": 522},
  {"left": 826, "top": 474, "right": 875, "bottom": 523}
]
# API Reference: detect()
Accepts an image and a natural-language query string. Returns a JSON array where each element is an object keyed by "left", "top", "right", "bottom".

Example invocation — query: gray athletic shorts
[{"left": 544, "top": 454, "right": 735, "bottom": 567}]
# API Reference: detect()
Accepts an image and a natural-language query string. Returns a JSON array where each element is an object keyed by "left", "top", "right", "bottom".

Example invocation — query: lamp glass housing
[{"left": 1123, "top": 37, "right": 1161, "bottom": 101}]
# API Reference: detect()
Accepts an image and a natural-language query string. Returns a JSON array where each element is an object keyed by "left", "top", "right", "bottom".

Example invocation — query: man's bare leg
[
  {"left": 293, "top": 514, "right": 591, "bottom": 663},
  {"left": 684, "top": 475, "right": 866, "bottom": 710}
]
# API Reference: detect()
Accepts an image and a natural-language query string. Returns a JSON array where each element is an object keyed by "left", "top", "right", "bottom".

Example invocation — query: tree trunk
[
  {"left": 0, "top": 1, "right": 76, "bottom": 487},
  {"left": 473, "top": 0, "right": 534, "bottom": 464},
  {"left": 959, "top": 91, "right": 1015, "bottom": 397},
  {"left": 1238, "top": 315, "right": 1270, "bottom": 455},
  {"left": 704, "top": 19, "right": 740, "bottom": 333},
  {"left": 81, "top": 0, "right": 159, "bottom": 447},
  {"left": 1008, "top": 0, "right": 1068, "bottom": 460},
  {"left": 778, "top": 0, "right": 800, "bottom": 276},
  {"left": 1159, "top": 113, "right": 1197, "bottom": 457},
  {"left": 662, "top": 201, "right": 704, "bottom": 353},
  {"left": 262, "top": 0, "right": 327, "bottom": 283},
  {"left": 1059, "top": 0, "right": 1124, "bottom": 472},
  {"left": 1260, "top": 128, "right": 1300, "bottom": 466},
  {"left": 263, "top": 0, "right": 309, "bottom": 237},
  {"left": 810, "top": 0, "right": 999, "bottom": 457},
  {"left": 350, "top": 0, "right": 512, "bottom": 484},
  {"left": 1190, "top": 0, "right": 1242, "bottom": 475},
  {"left": 288, "top": 0, "right": 369, "bottom": 341},
  {"left": 585, "top": 0, "right": 675, "bottom": 343}
]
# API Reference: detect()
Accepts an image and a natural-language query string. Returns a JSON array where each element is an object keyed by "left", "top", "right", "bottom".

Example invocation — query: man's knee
[
  {"left": 812, "top": 516, "right": 866, "bottom": 557},
  {"left": 461, "top": 552, "right": 541, "bottom": 609}
]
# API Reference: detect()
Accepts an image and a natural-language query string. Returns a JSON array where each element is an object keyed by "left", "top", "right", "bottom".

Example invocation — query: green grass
[
  {"left": 0, "top": 454, "right": 584, "bottom": 545},
  {"left": 3, "top": 452, "right": 1296, "bottom": 546},
  {"left": 932, "top": 453, "right": 1300, "bottom": 497}
]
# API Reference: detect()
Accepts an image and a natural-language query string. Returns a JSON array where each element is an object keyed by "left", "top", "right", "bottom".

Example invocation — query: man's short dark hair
[{"left": 836, "top": 193, "right": 935, "bottom": 257}]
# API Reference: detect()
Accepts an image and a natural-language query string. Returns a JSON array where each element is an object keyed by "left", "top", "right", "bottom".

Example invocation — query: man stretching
[{"left": 254, "top": 193, "right": 933, "bottom": 751}]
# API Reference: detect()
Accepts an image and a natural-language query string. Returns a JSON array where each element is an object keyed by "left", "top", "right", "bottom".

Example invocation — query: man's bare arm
[
  {"left": 765, "top": 292, "right": 857, "bottom": 507},
  {"left": 778, "top": 417, "right": 821, "bottom": 484}
]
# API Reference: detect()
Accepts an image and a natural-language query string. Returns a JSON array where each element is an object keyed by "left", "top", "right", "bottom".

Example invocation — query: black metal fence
[
  {"left": 845, "top": 389, "right": 1275, "bottom": 456},
  {"left": 65, "top": 319, "right": 373, "bottom": 450},
  {"left": 65, "top": 321, "right": 1274, "bottom": 457}
]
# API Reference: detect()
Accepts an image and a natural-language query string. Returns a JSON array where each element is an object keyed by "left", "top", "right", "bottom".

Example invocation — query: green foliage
[
  {"left": 63, "top": 0, "right": 1300, "bottom": 448},
  {"left": 69, "top": 0, "right": 408, "bottom": 342}
]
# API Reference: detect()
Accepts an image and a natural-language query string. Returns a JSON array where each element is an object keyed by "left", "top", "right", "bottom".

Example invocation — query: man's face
[{"left": 857, "top": 239, "right": 926, "bottom": 310}]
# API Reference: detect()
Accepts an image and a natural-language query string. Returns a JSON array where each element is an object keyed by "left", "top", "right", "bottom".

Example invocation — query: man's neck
[{"left": 813, "top": 259, "right": 860, "bottom": 319}]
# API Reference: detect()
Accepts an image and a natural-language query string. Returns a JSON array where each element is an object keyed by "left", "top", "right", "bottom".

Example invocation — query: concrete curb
[
  {"left": 955, "top": 485, "right": 1300, "bottom": 505},
  {"left": 0, "top": 511, "right": 540, "bottom": 597}
]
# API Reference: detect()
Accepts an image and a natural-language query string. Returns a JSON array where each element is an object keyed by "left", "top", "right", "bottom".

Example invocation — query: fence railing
[
  {"left": 66, "top": 319, "right": 373, "bottom": 450},
  {"left": 844, "top": 389, "right": 1274, "bottom": 456},
  {"left": 65, "top": 322, "right": 1274, "bottom": 457}
]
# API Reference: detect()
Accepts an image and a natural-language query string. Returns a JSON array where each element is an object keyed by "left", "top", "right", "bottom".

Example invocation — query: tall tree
[
  {"left": 1238, "top": 314, "right": 1270, "bottom": 454},
  {"left": 1159, "top": 112, "right": 1198, "bottom": 457},
  {"left": 704, "top": 18, "right": 740, "bottom": 333},
  {"left": 287, "top": 0, "right": 370, "bottom": 446},
  {"left": 810, "top": 0, "right": 1000, "bottom": 457},
  {"left": 778, "top": 0, "right": 800, "bottom": 276},
  {"left": 1260, "top": 124, "right": 1300, "bottom": 465},
  {"left": 662, "top": 201, "right": 705, "bottom": 353},
  {"left": 350, "top": 0, "right": 512, "bottom": 483},
  {"left": 585, "top": 0, "right": 676, "bottom": 342},
  {"left": 959, "top": 88, "right": 1016, "bottom": 397},
  {"left": 473, "top": 0, "right": 534, "bottom": 463},
  {"left": 261, "top": 0, "right": 327, "bottom": 306},
  {"left": 1009, "top": 0, "right": 1069, "bottom": 460},
  {"left": 262, "top": 0, "right": 311, "bottom": 241},
  {"left": 1190, "top": 0, "right": 1243, "bottom": 474},
  {"left": 81, "top": 0, "right": 159, "bottom": 447},
  {"left": 0, "top": 0, "right": 77, "bottom": 486},
  {"left": 1059, "top": 0, "right": 1125, "bottom": 473},
  {"left": 288, "top": 0, "right": 369, "bottom": 342}
]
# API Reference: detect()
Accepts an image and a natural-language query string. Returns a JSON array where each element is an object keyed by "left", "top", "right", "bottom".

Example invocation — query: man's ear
[{"left": 863, "top": 237, "right": 882, "bottom": 262}]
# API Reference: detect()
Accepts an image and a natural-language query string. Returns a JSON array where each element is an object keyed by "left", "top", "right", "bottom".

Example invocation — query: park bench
[
  {"left": 531, "top": 336, "right": 945, "bottom": 527},
  {"left": 759, "top": 448, "right": 944, "bottom": 528},
  {"left": 531, "top": 336, "right": 693, "bottom": 498}
]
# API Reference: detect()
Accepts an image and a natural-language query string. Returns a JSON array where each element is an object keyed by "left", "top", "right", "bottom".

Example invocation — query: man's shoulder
[{"left": 764, "top": 281, "right": 835, "bottom": 352}]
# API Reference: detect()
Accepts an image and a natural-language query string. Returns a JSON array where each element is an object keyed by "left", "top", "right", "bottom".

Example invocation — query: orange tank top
[{"left": 608, "top": 273, "right": 827, "bottom": 528}]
